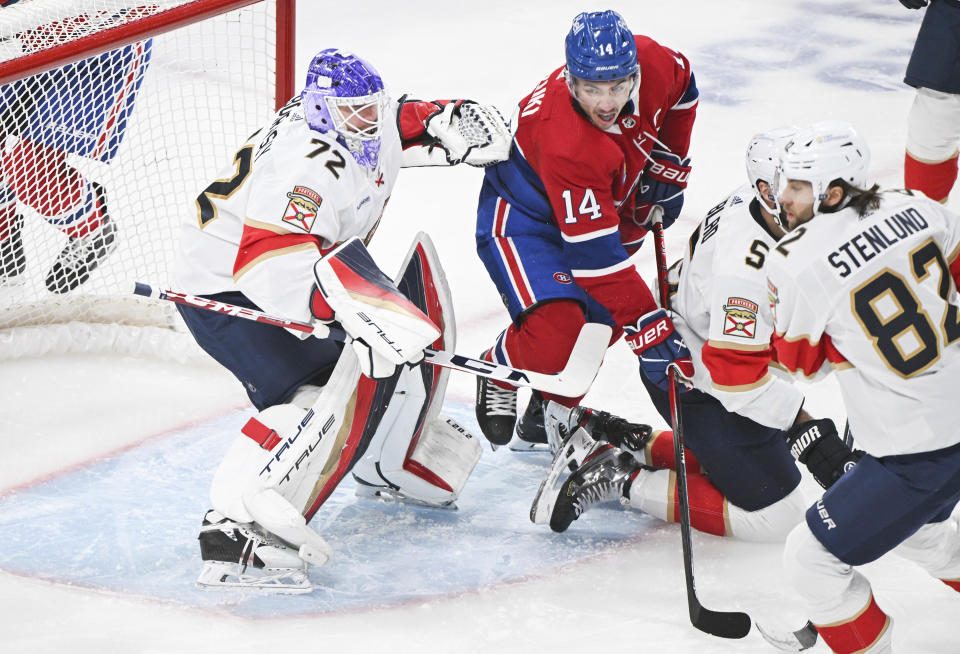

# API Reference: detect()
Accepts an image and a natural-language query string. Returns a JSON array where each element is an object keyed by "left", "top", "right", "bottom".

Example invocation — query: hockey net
[{"left": 0, "top": 0, "right": 294, "bottom": 359}]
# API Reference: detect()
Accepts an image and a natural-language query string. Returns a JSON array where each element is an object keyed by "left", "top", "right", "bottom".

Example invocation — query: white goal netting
[{"left": 0, "top": 0, "right": 288, "bottom": 359}]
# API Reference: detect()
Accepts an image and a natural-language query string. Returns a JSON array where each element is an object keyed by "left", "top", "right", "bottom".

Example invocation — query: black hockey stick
[
  {"left": 649, "top": 209, "right": 752, "bottom": 639},
  {"left": 132, "top": 282, "right": 608, "bottom": 397}
]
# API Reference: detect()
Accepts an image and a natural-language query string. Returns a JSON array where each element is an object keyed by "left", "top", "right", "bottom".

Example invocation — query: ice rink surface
[{"left": 1, "top": 1, "right": 958, "bottom": 652}]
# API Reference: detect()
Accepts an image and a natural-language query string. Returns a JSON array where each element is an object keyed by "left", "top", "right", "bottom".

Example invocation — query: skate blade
[
  {"left": 354, "top": 485, "right": 458, "bottom": 510},
  {"left": 196, "top": 561, "right": 313, "bottom": 594},
  {"left": 506, "top": 431, "right": 550, "bottom": 452}
]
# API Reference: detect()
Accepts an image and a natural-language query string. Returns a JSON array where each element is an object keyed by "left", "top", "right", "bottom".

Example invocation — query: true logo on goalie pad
[
  {"left": 722, "top": 297, "right": 758, "bottom": 339},
  {"left": 282, "top": 186, "right": 322, "bottom": 232}
]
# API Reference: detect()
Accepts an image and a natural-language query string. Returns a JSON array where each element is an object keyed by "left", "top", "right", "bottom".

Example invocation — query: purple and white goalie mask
[{"left": 302, "top": 48, "right": 387, "bottom": 169}]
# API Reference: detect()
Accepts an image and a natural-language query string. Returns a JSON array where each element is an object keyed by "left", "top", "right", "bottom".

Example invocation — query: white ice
[{"left": 1, "top": 1, "right": 957, "bottom": 652}]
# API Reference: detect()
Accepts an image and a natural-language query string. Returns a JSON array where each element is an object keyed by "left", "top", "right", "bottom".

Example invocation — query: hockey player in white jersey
[
  {"left": 174, "top": 48, "right": 511, "bottom": 592},
  {"left": 533, "top": 127, "right": 858, "bottom": 543},
  {"left": 767, "top": 121, "right": 960, "bottom": 653}
]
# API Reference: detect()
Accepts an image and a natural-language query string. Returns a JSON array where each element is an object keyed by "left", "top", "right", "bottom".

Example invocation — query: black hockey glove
[
  {"left": 785, "top": 418, "right": 861, "bottom": 489},
  {"left": 898, "top": 0, "right": 928, "bottom": 9}
]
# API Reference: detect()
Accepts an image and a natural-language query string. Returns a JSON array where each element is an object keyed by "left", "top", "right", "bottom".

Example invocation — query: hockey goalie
[
  {"left": 174, "top": 48, "right": 511, "bottom": 592},
  {"left": 193, "top": 234, "right": 482, "bottom": 593}
]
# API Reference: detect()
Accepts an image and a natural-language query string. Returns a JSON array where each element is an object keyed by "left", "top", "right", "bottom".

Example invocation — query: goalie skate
[
  {"left": 196, "top": 510, "right": 314, "bottom": 594},
  {"left": 354, "top": 480, "right": 458, "bottom": 510}
]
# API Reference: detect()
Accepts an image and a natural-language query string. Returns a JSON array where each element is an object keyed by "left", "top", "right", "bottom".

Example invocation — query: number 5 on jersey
[{"left": 561, "top": 188, "right": 602, "bottom": 223}]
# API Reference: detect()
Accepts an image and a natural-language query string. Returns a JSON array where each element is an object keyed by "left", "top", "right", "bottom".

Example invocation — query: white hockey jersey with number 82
[{"left": 766, "top": 190, "right": 960, "bottom": 456}]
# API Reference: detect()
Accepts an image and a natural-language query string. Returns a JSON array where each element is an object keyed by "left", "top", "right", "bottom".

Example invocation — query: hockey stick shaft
[
  {"left": 649, "top": 211, "right": 752, "bottom": 639},
  {"left": 133, "top": 282, "right": 604, "bottom": 396}
]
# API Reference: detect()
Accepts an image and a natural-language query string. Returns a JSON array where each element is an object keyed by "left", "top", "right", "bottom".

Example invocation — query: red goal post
[{"left": 0, "top": 0, "right": 296, "bottom": 359}]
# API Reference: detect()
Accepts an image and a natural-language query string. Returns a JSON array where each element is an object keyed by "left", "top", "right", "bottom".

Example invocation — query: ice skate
[
  {"left": 508, "top": 391, "right": 550, "bottom": 451},
  {"left": 547, "top": 445, "right": 641, "bottom": 533},
  {"left": 0, "top": 214, "right": 26, "bottom": 286},
  {"left": 475, "top": 350, "right": 518, "bottom": 448},
  {"left": 44, "top": 183, "right": 117, "bottom": 294},
  {"left": 196, "top": 510, "right": 314, "bottom": 594},
  {"left": 530, "top": 421, "right": 606, "bottom": 525},
  {"left": 353, "top": 475, "right": 459, "bottom": 510}
]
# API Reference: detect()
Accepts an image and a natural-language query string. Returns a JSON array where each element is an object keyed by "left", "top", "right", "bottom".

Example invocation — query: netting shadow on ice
[{"left": 0, "top": 403, "right": 657, "bottom": 617}]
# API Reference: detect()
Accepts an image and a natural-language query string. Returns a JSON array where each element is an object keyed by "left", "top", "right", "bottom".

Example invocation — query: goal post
[{"left": 0, "top": 0, "right": 296, "bottom": 359}]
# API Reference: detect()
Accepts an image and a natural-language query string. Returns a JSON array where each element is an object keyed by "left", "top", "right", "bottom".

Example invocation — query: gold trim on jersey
[
  {"left": 242, "top": 217, "right": 296, "bottom": 235},
  {"left": 232, "top": 242, "right": 319, "bottom": 281},
  {"left": 704, "top": 338, "right": 769, "bottom": 352},
  {"left": 711, "top": 372, "right": 770, "bottom": 393}
]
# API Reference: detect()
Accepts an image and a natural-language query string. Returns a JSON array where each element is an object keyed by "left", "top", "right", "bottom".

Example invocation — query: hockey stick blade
[
  {"left": 426, "top": 322, "right": 610, "bottom": 397},
  {"left": 691, "top": 602, "right": 752, "bottom": 640},
  {"left": 133, "top": 282, "right": 608, "bottom": 396},
  {"left": 756, "top": 620, "right": 819, "bottom": 651}
]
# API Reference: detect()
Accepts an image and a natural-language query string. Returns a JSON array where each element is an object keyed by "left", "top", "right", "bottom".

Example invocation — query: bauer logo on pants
[
  {"left": 722, "top": 297, "right": 758, "bottom": 339},
  {"left": 281, "top": 186, "right": 322, "bottom": 232}
]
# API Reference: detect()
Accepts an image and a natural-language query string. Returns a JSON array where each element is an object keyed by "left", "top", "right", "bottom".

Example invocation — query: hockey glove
[
  {"left": 898, "top": 0, "right": 927, "bottom": 8},
  {"left": 635, "top": 150, "right": 691, "bottom": 229},
  {"left": 625, "top": 309, "right": 694, "bottom": 391},
  {"left": 785, "top": 418, "right": 862, "bottom": 489},
  {"left": 425, "top": 101, "right": 511, "bottom": 167},
  {"left": 351, "top": 338, "right": 422, "bottom": 379}
]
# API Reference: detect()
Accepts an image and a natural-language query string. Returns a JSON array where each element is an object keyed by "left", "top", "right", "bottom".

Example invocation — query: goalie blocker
[{"left": 197, "top": 234, "right": 481, "bottom": 592}]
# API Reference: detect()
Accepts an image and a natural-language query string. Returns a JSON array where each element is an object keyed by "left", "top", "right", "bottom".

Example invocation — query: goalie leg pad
[{"left": 352, "top": 366, "right": 481, "bottom": 508}]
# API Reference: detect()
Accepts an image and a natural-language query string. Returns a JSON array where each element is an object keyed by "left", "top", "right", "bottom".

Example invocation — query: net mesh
[{"left": 0, "top": 0, "right": 283, "bottom": 357}]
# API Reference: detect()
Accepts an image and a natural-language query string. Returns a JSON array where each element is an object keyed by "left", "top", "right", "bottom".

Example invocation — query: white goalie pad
[
  {"left": 352, "top": 365, "right": 482, "bottom": 508},
  {"left": 208, "top": 349, "right": 365, "bottom": 567},
  {"left": 313, "top": 237, "right": 440, "bottom": 365},
  {"left": 351, "top": 232, "right": 481, "bottom": 507}
]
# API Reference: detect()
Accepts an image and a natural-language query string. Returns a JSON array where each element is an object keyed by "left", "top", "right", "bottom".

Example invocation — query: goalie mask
[{"left": 302, "top": 48, "right": 388, "bottom": 169}]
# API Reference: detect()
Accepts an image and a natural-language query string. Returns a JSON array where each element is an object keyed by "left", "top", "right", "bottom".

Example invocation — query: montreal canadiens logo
[{"left": 553, "top": 272, "right": 572, "bottom": 284}]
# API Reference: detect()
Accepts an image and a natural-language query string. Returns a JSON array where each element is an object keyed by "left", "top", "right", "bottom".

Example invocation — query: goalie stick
[
  {"left": 133, "top": 282, "right": 608, "bottom": 397},
  {"left": 649, "top": 208, "right": 752, "bottom": 640}
]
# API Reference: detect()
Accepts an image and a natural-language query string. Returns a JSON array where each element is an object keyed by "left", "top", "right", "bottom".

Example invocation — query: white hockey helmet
[
  {"left": 778, "top": 120, "right": 870, "bottom": 215},
  {"left": 745, "top": 125, "right": 799, "bottom": 214}
]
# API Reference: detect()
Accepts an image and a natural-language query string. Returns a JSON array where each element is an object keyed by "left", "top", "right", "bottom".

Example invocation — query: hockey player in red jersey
[
  {"left": 0, "top": 0, "right": 152, "bottom": 292},
  {"left": 176, "top": 48, "right": 511, "bottom": 592},
  {"left": 532, "top": 128, "right": 858, "bottom": 542},
  {"left": 900, "top": 0, "right": 960, "bottom": 204},
  {"left": 768, "top": 121, "right": 960, "bottom": 653},
  {"left": 474, "top": 10, "right": 698, "bottom": 450}
]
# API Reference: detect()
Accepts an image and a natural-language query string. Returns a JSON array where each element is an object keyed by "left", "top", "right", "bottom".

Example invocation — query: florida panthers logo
[
  {"left": 722, "top": 297, "right": 758, "bottom": 339},
  {"left": 281, "top": 186, "right": 322, "bottom": 232}
]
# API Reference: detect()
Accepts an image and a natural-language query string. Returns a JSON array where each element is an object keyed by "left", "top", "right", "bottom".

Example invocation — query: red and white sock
[
  {"left": 627, "top": 467, "right": 728, "bottom": 537},
  {"left": 905, "top": 151, "right": 958, "bottom": 203},
  {"left": 486, "top": 300, "right": 591, "bottom": 406},
  {"left": 814, "top": 593, "right": 892, "bottom": 654}
]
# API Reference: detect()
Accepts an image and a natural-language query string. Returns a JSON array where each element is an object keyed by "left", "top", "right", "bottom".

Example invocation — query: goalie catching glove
[
  {"left": 310, "top": 237, "right": 439, "bottom": 379},
  {"left": 424, "top": 100, "right": 511, "bottom": 166}
]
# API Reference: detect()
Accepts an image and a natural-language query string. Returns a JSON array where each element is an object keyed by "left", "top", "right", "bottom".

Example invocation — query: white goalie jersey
[
  {"left": 766, "top": 189, "right": 960, "bottom": 456},
  {"left": 669, "top": 184, "right": 805, "bottom": 430},
  {"left": 176, "top": 94, "right": 402, "bottom": 325}
]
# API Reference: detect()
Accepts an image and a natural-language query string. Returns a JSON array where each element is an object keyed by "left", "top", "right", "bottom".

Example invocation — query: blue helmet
[
  {"left": 564, "top": 10, "right": 638, "bottom": 82},
  {"left": 301, "top": 48, "right": 386, "bottom": 168}
]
